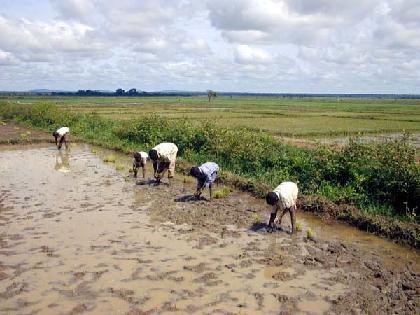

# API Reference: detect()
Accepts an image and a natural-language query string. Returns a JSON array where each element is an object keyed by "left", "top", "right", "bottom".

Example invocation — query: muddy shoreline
[{"left": 0, "top": 142, "right": 419, "bottom": 314}]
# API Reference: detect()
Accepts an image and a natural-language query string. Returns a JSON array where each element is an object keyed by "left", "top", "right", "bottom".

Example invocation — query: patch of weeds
[
  {"left": 295, "top": 222, "right": 302, "bottom": 232},
  {"left": 103, "top": 155, "right": 116, "bottom": 163},
  {"left": 214, "top": 186, "right": 232, "bottom": 199}
]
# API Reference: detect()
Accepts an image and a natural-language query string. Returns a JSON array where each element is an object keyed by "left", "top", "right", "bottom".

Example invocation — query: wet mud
[{"left": 0, "top": 144, "right": 419, "bottom": 314}]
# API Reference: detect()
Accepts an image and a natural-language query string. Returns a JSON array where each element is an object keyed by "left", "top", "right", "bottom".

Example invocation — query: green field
[{"left": 7, "top": 96, "right": 420, "bottom": 139}]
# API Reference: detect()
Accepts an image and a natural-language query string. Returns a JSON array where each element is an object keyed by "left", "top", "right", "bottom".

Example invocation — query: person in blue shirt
[{"left": 190, "top": 162, "right": 219, "bottom": 199}]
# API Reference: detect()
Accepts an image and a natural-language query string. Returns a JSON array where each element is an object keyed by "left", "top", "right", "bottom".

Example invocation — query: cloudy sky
[{"left": 1, "top": 0, "right": 419, "bottom": 93}]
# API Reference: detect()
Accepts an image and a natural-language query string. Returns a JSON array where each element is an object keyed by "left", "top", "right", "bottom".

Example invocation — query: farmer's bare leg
[
  {"left": 58, "top": 136, "right": 65, "bottom": 149},
  {"left": 156, "top": 162, "right": 169, "bottom": 183},
  {"left": 142, "top": 166, "right": 146, "bottom": 179},
  {"left": 289, "top": 206, "right": 297, "bottom": 234},
  {"left": 153, "top": 161, "right": 158, "bottom": 177},
  {"left": 63, "top": 134, "right": 68, "bottom": 149},
  {"left": 268, "top": 205, "right": 278, "bottom": 228},
  {"left": 168, "top": 160, "right": 176, "bottom": 178},
  {"left": 133, "top": 164, "right": 138, "bottom": 178},
  {"left": 209, "top": 183, "right": 213, "bottom": 200},
  {"left": 277, "top": 209, "right": 288, "bottom": 226}
]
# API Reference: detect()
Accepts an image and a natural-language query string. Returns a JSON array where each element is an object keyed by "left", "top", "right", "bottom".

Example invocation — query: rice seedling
[
  {"left": 306, "top": 228, "right": 315, "bottom": 240},
  {"left": 103, "top": 155, "right": 116, "bottom": 163},
  {"left": 214, "top": 186, "right": 232, "bottom": 199}
]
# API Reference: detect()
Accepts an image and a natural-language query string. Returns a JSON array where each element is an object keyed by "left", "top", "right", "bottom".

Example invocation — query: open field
[{"left": 4, "top": 96, "right": 420, "bottom": 140}]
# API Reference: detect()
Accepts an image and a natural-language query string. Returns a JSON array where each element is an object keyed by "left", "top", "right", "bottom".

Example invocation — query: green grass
[{"left": 3, "top": 95, "right": 420, "bottom": 139}]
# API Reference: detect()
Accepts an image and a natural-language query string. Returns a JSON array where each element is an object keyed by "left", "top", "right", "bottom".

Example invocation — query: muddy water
[{"left": 0, "top": 144, "right": 418, "bottom": 315}]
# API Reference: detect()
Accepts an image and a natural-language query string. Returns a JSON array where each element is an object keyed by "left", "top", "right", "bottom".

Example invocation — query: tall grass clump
[{"left": 0, "top": 101, "right": 418, "bottom": 221}]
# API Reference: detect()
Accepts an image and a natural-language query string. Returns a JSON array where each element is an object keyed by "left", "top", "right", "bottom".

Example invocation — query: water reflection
[{"left": 55, "top": 150, "right": 70, "bottom": 172}]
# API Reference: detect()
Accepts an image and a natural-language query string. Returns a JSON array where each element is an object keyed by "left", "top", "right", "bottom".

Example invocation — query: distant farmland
[{"left": 4, "top": 96, "right": 420, "bottom": 143}]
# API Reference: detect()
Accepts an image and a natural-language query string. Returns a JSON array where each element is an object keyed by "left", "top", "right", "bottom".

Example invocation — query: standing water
[{"left": 0, "top": 144, "right": 418, "bottom": 314}]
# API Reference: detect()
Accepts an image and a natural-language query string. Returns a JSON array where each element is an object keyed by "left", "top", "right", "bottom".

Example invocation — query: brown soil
[{"left": 0, "top": 122, "right": 51, "bottom": 144}]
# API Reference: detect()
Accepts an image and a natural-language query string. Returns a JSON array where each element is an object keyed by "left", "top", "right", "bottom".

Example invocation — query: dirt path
[{"left": 0, "top": 144, "right": 418, "bottom": 315}]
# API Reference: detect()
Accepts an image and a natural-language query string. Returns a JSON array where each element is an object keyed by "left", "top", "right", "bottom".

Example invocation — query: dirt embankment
[{"left": 0, "top": 122, "right": 51, "bottom": 144}]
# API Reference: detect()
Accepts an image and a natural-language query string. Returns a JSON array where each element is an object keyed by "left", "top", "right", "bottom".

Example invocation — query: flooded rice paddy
[{"left": 0, "top": 144, "right": 418, "bottom": 314}]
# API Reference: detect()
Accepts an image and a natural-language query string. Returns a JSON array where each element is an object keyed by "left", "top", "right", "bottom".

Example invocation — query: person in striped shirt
[{"left": 190, "top": 162, "right": 219, "bottom": 199}]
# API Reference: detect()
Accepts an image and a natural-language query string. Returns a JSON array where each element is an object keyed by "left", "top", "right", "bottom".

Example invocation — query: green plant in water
[
  {"left": 214, "top": 186, "right": 232, "bottom": 199},
  {"left": 103, "top": 155, "right": 116, "bottom": 163},
  {"left": 295, "top": 222, "right": 302, "bottom": 232},
  {"left": 306, "top": 228, "right": 315, "bottom": 239}
]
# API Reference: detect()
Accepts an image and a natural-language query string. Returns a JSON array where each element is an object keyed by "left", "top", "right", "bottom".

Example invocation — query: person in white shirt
[
  {"left": 52, "top": 127, "right": 70, "bottom": 149},
  {"left": 148, "top": 143, "right": 178, "bottom": 183},
  {"left": 266, "top": 181, "right": 298, "bottom": 233},
  {"left": 133, "top": 151, "right": 148, "bottom": 178},
  {"left": 190, "top": 162, "right": 219, "bottom": 199}
]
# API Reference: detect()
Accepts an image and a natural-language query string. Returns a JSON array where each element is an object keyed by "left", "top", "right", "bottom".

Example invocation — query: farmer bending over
[
  {"left": 266, "top": 181, "right": 298, "bottom": 233},
  {"left": 133, "top": 151, "right": 148, "bottom": 178},
  {"left": 52, "top": 126, "right": 70, "bottom": 149},
  {"left": 148, "top": 142, "right": 178, "bottom": 183},
  {"left": 190, "top": 162, "right": 219, "bottom": 199}
]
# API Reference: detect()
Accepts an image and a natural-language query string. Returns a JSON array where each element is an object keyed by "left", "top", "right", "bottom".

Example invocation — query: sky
[{"left": 1, "top": 0, "right": 420, "bottom": 93}]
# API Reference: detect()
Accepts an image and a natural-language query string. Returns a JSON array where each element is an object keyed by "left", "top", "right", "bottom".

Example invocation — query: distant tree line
[
  {"left": 51, "top": 88, "right": 200, "bottom": 97},
  {"left": 1, "top": 89, "right": 419, "bottom": 99}
]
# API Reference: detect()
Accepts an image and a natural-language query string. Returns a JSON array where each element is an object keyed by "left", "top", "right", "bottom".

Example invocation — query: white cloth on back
[
  {"left": 56, "top": 127, "right": 69, "bottom": 136},
  {"left": 273, "top": 181, "right": 298, "bottom": 210},
  {"left": 137, "top": 151, "right": 148, "bottom": 159},
  {"left": 152, "top": 143, "right": 178, "bottom": 162}
]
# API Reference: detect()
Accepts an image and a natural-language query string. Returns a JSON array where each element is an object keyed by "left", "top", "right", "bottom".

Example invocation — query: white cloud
[
  {"left": 51, "top": 0, "right": 97, "bottom": 23},
  {"left": 0, "top": 50, "right": 18, "bottom": 65},
  {"left": 234, "top": 45, "right": 272, "bottom": 64},
  {"left": 0, "top": 0, "right": 419, "bottom": 93}
]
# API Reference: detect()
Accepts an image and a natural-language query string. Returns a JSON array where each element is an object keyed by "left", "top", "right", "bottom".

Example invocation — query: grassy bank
[{"left": 1, "top": 101, "right": 419, "bottom": 246}]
